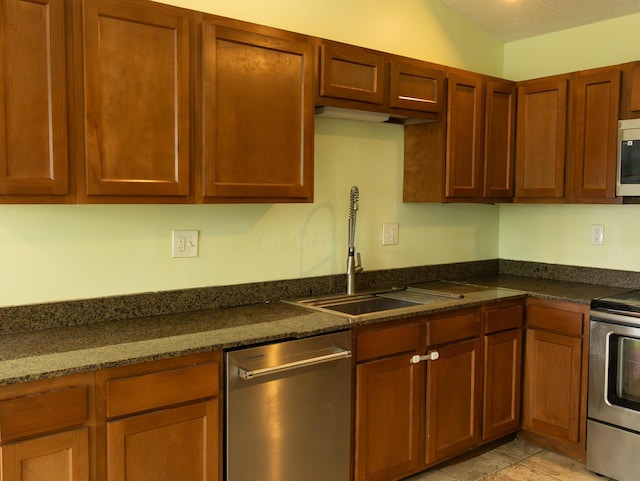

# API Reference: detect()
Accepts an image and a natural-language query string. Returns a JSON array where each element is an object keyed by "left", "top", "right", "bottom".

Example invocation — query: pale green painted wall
[
  {"left": 499, "top": 16, "right": 640, "bottom": 271},
  {"left": 504, "top": 13, "right": 640, "bottom": 81},
  {"left": 0, "top": 119, "right": 499, "bottom": 307}
]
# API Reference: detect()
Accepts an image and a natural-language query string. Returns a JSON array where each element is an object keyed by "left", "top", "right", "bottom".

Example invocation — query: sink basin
[{"left": 290, "top": 287, "right": 464, "bottom": 317}]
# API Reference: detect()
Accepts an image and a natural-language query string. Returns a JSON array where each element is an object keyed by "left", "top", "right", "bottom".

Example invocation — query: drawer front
[
  {"left": 484, "top": 303, "right": 524, "bottom": 334},
  {"left": 106, "top": 362, "right": 219, "bottom": 418},
  {"left": 427, "top": 309, "right": 480, "bottom": 346},
  {"left": 356, "top": 323, "right": 421, "bottom": 362},
  {"left": 526, "top": 304, "right": 585, "bottom": 337},
  {"left": 0, "top": 386, "right": 88, "bottom": 443}
]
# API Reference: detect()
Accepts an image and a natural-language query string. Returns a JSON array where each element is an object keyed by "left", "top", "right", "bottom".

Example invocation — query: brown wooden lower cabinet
[
  {"left": 521, "top": 297, "right": 589, "bottom": 462},
  {"left": 355, "top": 353, "right": 421, "bottom": 481},
  {"left": 0, "top": 373, "right": 93, "bottom": 481},
  {"left": 97, "top": 351, "right": 222, "bottom": 481},
  {"left": 354, "top": 308, "right": 489, "bottom": 481},
  {"left": 107, "top": 400, "right": 218, "bottom": 481},
  {"left": 482, "top": 300, "right": 524, "bottom": 442},
  {"left": 425, "top": 337, "right": 482, "bottom": 465},
  {"left": 1, "top": 429, "right": 89, "bottom": 481}
]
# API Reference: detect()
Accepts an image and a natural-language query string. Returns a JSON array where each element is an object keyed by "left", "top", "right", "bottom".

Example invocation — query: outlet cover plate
[
  {"left": 172, "top": 230, "right": 199, "bottom": 257},
  {"left": 590, "top": 224, "right": 604, "bottom": 246}
]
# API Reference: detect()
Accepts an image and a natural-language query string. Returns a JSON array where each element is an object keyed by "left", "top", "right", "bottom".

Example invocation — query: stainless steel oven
[{"left": 588, "top": 291, "right": 640, "bottom": 481}]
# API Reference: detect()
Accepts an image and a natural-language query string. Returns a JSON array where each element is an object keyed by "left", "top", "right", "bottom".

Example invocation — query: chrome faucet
[{"left": 347, "top": 186, "right": 363, "bottom": 294}]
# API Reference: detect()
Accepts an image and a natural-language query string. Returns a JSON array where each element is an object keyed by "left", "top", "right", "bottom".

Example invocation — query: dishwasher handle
[{"left": 237, "top": 349, "right": 352, "bottom": 380}]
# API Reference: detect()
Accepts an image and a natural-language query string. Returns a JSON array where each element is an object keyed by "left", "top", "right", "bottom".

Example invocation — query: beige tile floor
[{"left": 405, "top": 438, "right": 614, "bottom": 481}]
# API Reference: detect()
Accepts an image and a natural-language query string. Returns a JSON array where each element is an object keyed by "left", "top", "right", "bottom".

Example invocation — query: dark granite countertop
[{"left": 0, "top": 274, "right": 629, "bottom": 386}]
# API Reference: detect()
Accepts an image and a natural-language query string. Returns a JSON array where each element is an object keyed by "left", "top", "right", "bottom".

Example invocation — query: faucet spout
[
  {"left": 346, "top": 186, "right": 363, "bottom": 294},
  {"left": 346, "top": 249, "right": 363, "bottom": 295}
]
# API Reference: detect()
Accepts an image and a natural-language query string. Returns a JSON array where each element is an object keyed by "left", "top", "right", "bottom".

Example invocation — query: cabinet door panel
[
  {"left": 425, "top": 338, "right": 481, "bottom": 465},
  {"left": 523, "top": 328, "right": 582, "bottom": 442},
  {"left": 445, "top": 73, "right": 484, "bottom": 198},
  {"left": 0, "top": 0, "right": 68, "bottom": 196},
  {"left": 82, "top": 0, "right": 190, "bottom": 197},
  {"left": 319, "top": 42, "right": 385, "bottom": 105},
  {"left": 389, "top": 61, "right": 443, "bottom": 114},
  {"left": 483, "top": 328, "right": 522, "bottom": 441},
  {"left": 515, "top": 77, "right": 568, "bottom": 199},
  {"left": 571, "top": 68, "right": 621, "bottom": 202},
  {"left": 484, "top": 80, "right": 516, "bottom": 199},
  {"left": 107, "top": 400, "right": 218, "bottom": 481},
  {"left": 1, "top": 428, "right": 89, "bottom": 481},
  {"left": 201, "top": 22, "right": 313, "bottom": 200},
  {"left": 355, "top": 355, "right": 420, "bottom": 481},
  {"left": 620, "top": 61, "right": 640, "bottom": 119}
]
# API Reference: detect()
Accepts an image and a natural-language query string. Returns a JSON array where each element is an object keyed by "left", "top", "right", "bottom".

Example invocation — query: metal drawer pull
[
  {"left": 410, "top": 351, "right": 440, "bottom": 364},
  {"left": 238, "top": 349, "right": 352, "bottom": 380}
]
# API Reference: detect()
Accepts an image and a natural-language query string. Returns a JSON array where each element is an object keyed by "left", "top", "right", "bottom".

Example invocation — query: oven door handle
[{"left": 237, "top": 349, "right": 352, "bottom": 380}]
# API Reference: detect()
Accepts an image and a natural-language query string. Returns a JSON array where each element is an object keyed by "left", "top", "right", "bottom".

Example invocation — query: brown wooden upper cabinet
[
  {"left": 80, "top": 0, "right": 191, "bottom": 202},
  {"left": 620, "top": 61, "right": 640, "bottom": 119},
  {"left": 0, "top": 0, "right": 70, "bottom": 202},
  {"left": 403, "top": 69, "right": 515, "bottom": 202},
  {"left": 514, "top": 75, "right": 569, "bottom": 201},
  {"left": 316, "top": 40, "right": 444, "bottom": 121},
  {"left": 197, "top": 17, "right": 314, "bottom": 203},
  {"left": 570, "top": 66, "right": 621, "bottom": 203},
  {"left": 515, "top": 67, "right": 621, "bottom": 204}
]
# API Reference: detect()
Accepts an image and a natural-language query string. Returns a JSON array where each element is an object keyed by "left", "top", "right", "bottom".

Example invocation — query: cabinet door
[
  {"left": 200, "top": 21, "right": 314, "bottom": 201},
  {"left": 445, "top": 73, "right": 484, "bottom": 198},
  {"left": 425, "top": 338, "right": 481, "bottom": 465},
  {"left": 483, "top": 328, "right": 522, "bottom": 441},
  {"left": 107, "top": 400, "right": 218, "bottom": 481},
  {"left": 1, "top": 428, "right": 89, "bottom": 481},
  {"left": 515, "top": 76, "right": 569, "bottom": 200},
  {"left": 355, "top": 355, "right": 421, "bottom": 481},
  {"left": 389, "top": 60, "right": 444, "bottom": 114},
  {"left": 484, "top": 79, "right": 516, "bottom": 199},
  {"left": 620, "top": 61, "right": 640, "bottom": 119},
  {"left": 571, "top": 67, "right": 621, "bottom": 203},
  {"left": 82, "top": 0, "right": 190, "bottom": 198},
  {"left": 318, "top": 41, "right": 385, "bottom": 105},
  {"left": 0, "top": 0, "right": 69, "bottom": 197},
  {"left": 522, "top": 328, "right": 582, "bottom": 443}
]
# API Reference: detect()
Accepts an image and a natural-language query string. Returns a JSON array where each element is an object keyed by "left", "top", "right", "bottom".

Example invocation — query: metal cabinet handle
[
  {"left": 238, "top": 349, "right": 352, "bottom": 380},
  {"left": 410, "top": 351, "right": 440, "bottom": 364}
]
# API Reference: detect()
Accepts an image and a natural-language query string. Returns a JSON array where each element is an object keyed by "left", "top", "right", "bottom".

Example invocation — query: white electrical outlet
[
  {"left": 590, "top": 224, "right": 604, "bottom": 246},
  {"left": 382, "top": 223, "right": 399, "bottom": 246},
  {"left": 172, "top": 230, "right": 199, "bottom": 257}
]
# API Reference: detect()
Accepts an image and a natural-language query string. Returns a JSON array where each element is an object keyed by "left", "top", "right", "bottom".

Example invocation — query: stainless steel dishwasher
[{"left": 225, "top": 330, "right": 352, "bottom": 481}]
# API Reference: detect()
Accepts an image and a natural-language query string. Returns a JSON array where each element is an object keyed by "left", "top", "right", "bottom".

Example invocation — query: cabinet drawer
[
  {"left": 484, "top": 303, "right": 524, "bottom": 334},
  {"left": 356, "top": 323, "right": 421, "bottom": 362},
  {"left": 0, "top": 386, "right": 88, "bottom": 443},
  {"left": 318, "top": 41, "right": 385, "bottom": 104},
  {"left": 526, "top": 304, "right": 585, "bottom": 337},
  {"left": 427, "top": 309, "right": 480, "bottom": 346},
  {"left": 106, "top": 362, "right": 219, "bottom": 418}
]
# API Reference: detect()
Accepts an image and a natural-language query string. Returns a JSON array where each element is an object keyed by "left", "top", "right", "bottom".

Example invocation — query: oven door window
[
  {"left": 608, "top": 334, "right": 640, "bottom": 409},
  {"left": 620, "top": 139, "right": 640, "bottom": 184}
]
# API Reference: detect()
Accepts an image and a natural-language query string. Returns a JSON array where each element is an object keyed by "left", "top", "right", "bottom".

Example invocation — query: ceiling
[{"left": 439, "top": 0, "right": 640, "bottom": 41}]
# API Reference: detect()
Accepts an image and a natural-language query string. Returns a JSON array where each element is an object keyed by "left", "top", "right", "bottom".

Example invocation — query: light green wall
[
  {"left": 499, "top": 16, "right": 640, "bottom": 271},
  {"left": 504, "top": 13, "right": 640, "bottom": 80}
]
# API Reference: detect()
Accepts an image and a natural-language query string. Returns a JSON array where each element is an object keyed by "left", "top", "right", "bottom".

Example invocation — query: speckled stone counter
[{"left": 0, "top": 262, "right": 635, "bottom": 387}]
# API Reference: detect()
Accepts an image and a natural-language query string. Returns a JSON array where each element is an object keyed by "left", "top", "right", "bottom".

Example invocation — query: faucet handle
[{"left": 355, "top": 252, "right": 363, "bottom": 273}]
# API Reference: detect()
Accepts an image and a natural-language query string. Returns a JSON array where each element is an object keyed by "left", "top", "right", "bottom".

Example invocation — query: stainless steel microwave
[{"left": 618, "top": 119, "right": 640, "bottom": 196}]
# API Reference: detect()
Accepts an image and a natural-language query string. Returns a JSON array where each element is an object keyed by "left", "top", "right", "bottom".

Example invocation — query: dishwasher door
[{"left": 226, "top": 330, "right": 352, "bottom": 481}]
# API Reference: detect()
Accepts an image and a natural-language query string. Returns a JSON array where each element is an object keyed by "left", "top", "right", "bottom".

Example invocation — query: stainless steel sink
[{"left": 290, "top": 287, "right": 464, "bottom": 317}]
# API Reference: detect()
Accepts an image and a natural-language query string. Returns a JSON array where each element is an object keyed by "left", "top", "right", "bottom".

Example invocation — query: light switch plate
[
  {"left": 382, "top": 223, "right": 399, "bottom": 246},
  {"left": 172, "top": 230, "right": 199, "bottom": 257}
]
